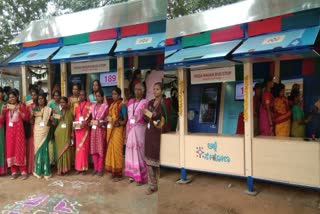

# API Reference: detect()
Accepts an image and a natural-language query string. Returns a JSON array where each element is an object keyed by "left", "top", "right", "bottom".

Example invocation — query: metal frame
[{"left": 166, "top": 0, "right": 320, "bottom": 39}]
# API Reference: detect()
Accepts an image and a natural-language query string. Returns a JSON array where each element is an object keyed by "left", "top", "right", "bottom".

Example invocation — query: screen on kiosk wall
[{"left": 235, "top": 82, "right": 258, "bottom": 101}]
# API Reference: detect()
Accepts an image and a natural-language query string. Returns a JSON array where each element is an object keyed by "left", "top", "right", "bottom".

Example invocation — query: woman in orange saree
[{"left": 274, "top": 84, "right": 291, "bottom": 137}]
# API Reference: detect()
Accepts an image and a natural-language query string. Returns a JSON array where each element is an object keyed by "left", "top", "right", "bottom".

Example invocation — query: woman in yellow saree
[
  {"left": 105, "top": 87, "right": 128, "bottom": 182},
  {"left": 274, "top": 84, "right": 291, "bottom": 137},
  {"left": 33, "top": 94, "right": 52, "bottom": 179}
]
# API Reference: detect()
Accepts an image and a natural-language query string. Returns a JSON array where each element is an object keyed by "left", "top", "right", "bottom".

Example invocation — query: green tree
[
  {"left": 0, "top": 0, "right": 48, "bottom": 61},
  {"left": 168, "top": 0, "right": 242, "bottom": 19}
]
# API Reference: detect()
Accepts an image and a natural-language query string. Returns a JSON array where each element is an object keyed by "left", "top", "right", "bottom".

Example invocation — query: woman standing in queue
[
  {"left": 259, "top": 77, "right": 275, "bottom": 136},
  {"left": 0, "top": 87, "right": 7, "bottom": 175},
  {"left": 273, "top": 83, "right": 291, "bottom": 137},
  {"left": 143, "top": 82, "right": 167, "bottom": 195},
  {"left": 53, "top": 97, "right": 73, "bottom": 175},
  {"left": 74, "top": 90, "right": 91, "bottom": 175},
  {"left": 88, "top": 80, "right": 102, "bottom": 103},
  {"left": 3, "top": 90, "right": 29, "bottom": 179},
  {"left": 48, "top": 90, "right": 61, "bottom": 165},
  {"left": 90, "top": 89, "right": 108, "bottom": 177},
  {"left": 26, "top": 88, "right": 38, "bottom": 175},
  {"left": 105, "top": 87, "right": 128, "bottom": 182},
  {"left": 33, "top": 94, "right": 52, "bottom": 179},
  {"left": 69, "top": 84, "right": 80, "bottom": 114},
  {"left": 125, "top": 83, "right": 148, "bottom": 185}
]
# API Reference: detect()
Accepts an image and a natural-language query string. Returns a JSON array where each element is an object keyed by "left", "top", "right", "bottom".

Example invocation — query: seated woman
[{"left": 291, "top": 93, "right": 312, "bottom": 138}]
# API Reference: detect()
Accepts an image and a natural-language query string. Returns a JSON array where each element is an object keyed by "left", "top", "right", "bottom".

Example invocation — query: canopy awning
[
  {"left": 114, "top": 33, "right": 165, "bottom": 56},
  {"left": 164, "top": 40, "right": 242, "bottom": 68},
  {"left": 51, "top": 39, "right": 116, "bottom": 63},
  {"left": 233, "top": 26, "right": 320, "bottom": 61},
  {"left": 8, "top": 47, "right": 60, "bottom": 66}
]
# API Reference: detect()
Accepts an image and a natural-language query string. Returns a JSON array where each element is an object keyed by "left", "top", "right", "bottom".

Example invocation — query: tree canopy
[{"left": 0, "top": 0, "right": 241, "bottom": 61}]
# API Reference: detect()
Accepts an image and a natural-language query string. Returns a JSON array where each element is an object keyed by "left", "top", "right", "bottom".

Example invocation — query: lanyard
[
  {"left": 93, "top": 104, "right": 101, "bottom": 120},
  {"left": 132, "top": 99, "right": 141, "bottom": 116},
  {"left": 79, "top": 101, "right": 85, "bottom": 116}
]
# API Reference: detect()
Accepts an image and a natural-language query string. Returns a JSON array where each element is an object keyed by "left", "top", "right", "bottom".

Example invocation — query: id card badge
[
  {"left": 9, "top": 122, "right": 13, "bottom": 127},
  {"left": 61, "top": 123, "right": 67, "bottom": 129},
  {"left": 92, "top": 125, "right": 97, "bottom": 130},
  {"left": 130, "top": 118, "right": 136, "bottom": 124},
  {"left": 107, "top": 123, "right": 111, "bottom": 129},
  {"left": 79, "top": 116, "right": 84, "bottom": 122},
  {"left": 40, "top": 122, "right": 45, "bottom": 127},
  {"left": 147, "top": 122, "right": 150, "bottom": 129}
]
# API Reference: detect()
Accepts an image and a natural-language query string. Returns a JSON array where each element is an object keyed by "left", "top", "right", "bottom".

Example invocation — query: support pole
[
  {"left": 176, "top": 67, "right": 192, "bottom": 184},
  {"left": 243, "top": 61, "right": 258, "bottom": 196},
  {"left": 133, "top": 55, "right": 139, "bottom": 69},
  {"left": 60, "top": 63, "right": 67, "bottom": 97},
  {"left": 47, "top": 64, "right": 52, "bottom": 100},
  {"left": 274, "top": 60, "right": 280, "bottom": 84},
  {"left": 21, "top": 65, "right": 28, "bottom": 102},
  {"left": 117, "top": 56, "right": 125, "bottom": 98}
]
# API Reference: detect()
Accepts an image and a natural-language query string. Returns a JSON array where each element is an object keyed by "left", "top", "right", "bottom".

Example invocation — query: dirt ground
[
  {"left": 0, "top": 168, "right": 319, "bottom": 214},
  {"left": 158, "top": 168, "right": 320, "bottom": 214},
  {"left": 0, "top": 170, "right": 157, "bottom": 214}
]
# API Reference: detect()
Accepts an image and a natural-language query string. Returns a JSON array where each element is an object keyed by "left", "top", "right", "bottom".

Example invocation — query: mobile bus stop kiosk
[
  {"left": 8, "top": 0, "right": 167, "bottom": 98},
  {"left": 161, "top": 0, "right": 320, "bottom": 193}
]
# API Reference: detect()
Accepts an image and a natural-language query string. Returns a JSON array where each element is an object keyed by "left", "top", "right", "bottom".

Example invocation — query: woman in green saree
[
  {"left": 54, "top": 97, "right": 73, "bottom": 175},
  {"left": 48, "top": 90, "right": 61, "bottom": 165},
  {"left": 33, "top": 94, "right": 52, "bottom": 179}
]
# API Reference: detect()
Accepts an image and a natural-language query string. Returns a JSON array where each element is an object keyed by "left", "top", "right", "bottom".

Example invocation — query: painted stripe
[
  {"left": 89, "top": 29, "right": 117, "bottom": 42},
  {"left": 210, "top": 25, "right": 244, "bottom": 43},
  {"left": 120, "top": 23, "right": 149, "bottom": 37}
]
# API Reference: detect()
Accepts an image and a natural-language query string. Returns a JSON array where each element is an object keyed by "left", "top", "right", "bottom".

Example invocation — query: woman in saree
[
  {"left": 48, "top": 90, "right": 61, "bottom": 165},
  {"left": 143, "top": 82, "right": 167, "bottom": 195},
  {"left": 88, "top": 80, "right": 102, "bottom": 103},
  {"left": 69, "top": 83, "right": 80, "bottom": 114},
  {"left": 259, "top": 77, "right": 275, "bottom": 136},
  {"left": 33, "top": 94, "right": 52, "bottom": 179},
  {"left": 105, "top": 87, "right": 128, "bottom": 182},
  {"left": 74, "top": 90, "right": 91, "bottom": 174},
  {"left": 90, "top": 89, "right": 108, "bottom": 177},
  {"left": 273, "top": 84, "right": 291, "bottom": 137},
  {"left": 253, "top": 83, "right": 262, "bottom": 136},
  {"left": 291, "top": 93, "right": 312, "bottom": 137},
  {"left": 54, "top": 97, "right": 73, "bottom": 175},
  {"left": 125, "top": 83, "right": 148, "bottom": 185},
  {"left": 0, "top": 87, "right": 7, "bottom": 175},
  {"left": 26, "top": 88, "right": 38, "bottom": 175},
  {"left": 2, "top": 90, "right": 29, "bottom": 179}
]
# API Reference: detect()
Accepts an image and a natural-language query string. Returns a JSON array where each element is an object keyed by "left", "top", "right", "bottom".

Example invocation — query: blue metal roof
[
  {"left": 114, "top": 33, "right": 165, "bottom": 56},
  {"left": 233, "top": 26, "right": 320, "bottom": 59},
  {"left": 8, "top": 47, "right": 60, "bottom": 66},
  {"left": 164, "top": 40, "right": 242, "bottom": 68},
  {"left": 51, "top": 39, "right": 116, "bottom": 63}
]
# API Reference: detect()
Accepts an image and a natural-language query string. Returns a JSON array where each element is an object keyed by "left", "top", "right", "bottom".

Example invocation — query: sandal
[
  {"left": 136, "top": 182, "right": 144, "bottom": 186},
  {"left": 97, "top": 171, "right": 103, "bottom": 177},
  {"left": 145, "top": 188, "right": 156, "bottom": 195},
  {"left": 112, "top": 177, "right": 123, "bottom": 182},
  {"left": 21, "top": 174, "right": 28, "bottom": 180},
  {"left": 92, "top": 171, "right": 97, "bottom": 176},
  {"left": 128, "top": 178, "right": 134, "bottom": 183},
  {"left": 11, "top": 174, "right": 19, "bottom": 180}
]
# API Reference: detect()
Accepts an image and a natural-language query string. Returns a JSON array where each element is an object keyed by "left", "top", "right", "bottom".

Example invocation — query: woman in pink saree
[
  {"left": 90, "top": 90, "right": 108, "bottom": 177},
  {"left": 259, "top": 77, "right": 275, "bottom": 136},
  {"left": 125, "top": 83, "right": 148, "bottom": 185},
  {"left": 74, "top": 90, "right": 91, "bottom": 174}
]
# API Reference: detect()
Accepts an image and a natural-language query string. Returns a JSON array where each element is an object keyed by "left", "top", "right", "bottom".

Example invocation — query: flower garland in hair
[
  {"left": 243, "top": 75, "right": 249, "bottom": 121},
  {"left": 178, "top": 80, "right": 183, "bottom": 116}
]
